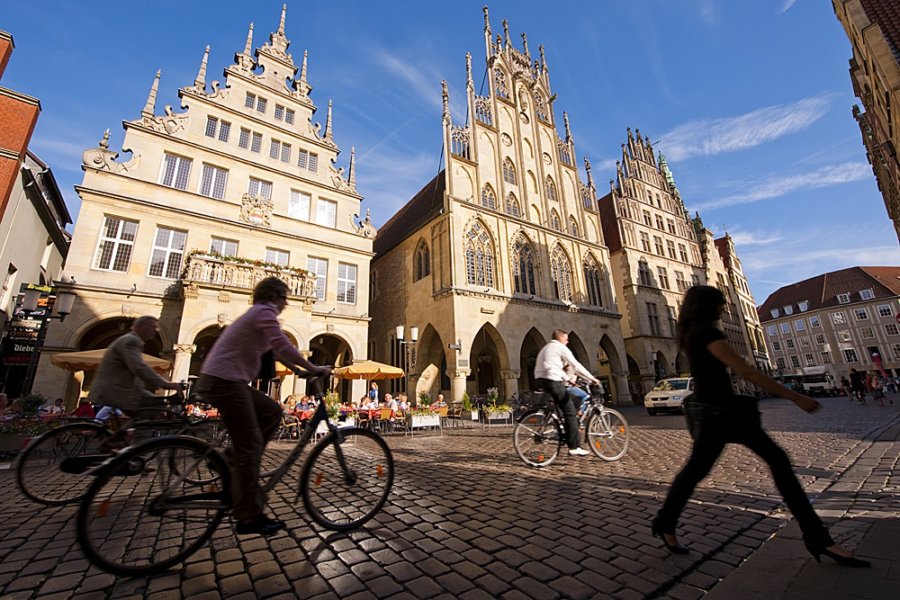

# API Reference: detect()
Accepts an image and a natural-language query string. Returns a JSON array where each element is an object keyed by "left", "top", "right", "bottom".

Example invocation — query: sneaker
[
  {"left": 568, "top": 448, "right": 590, "bottom": 456},
  {"left": 235, "top": 514, "right": 286, "bottom": 536}
]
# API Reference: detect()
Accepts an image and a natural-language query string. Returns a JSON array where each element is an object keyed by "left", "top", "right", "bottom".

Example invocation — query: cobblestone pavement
[{"left": 0, "top": 396, "right": 897, "bottom": 600}]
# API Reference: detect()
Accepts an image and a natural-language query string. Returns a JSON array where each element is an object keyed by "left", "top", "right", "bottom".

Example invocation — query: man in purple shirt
[{"left": 196, "top": 277, "right": 329, "bottom": 536}]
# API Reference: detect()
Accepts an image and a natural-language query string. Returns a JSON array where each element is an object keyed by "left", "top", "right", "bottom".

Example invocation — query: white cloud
[
  {"left": 780, "top": 0, "right": 799, "bottom": 14},
  {"left": 355, "top": 148, "right": 440, "bottom": 227},
  {"left": 374, "top": 50, "right": 465, "bottom": 117},
  {"left": 657, "top": 95, "right": 833, "bottom": 161},
  {"left": 726, "top": 230, "right": 784, "bottom": 246},
  {"left": 691, "top": 161, "right": 870, "bottom": 211}
]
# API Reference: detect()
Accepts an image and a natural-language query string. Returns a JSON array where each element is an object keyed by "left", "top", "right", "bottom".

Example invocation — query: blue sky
[{"left": 4, "top": 0, "right": 899, "bottom": 303}]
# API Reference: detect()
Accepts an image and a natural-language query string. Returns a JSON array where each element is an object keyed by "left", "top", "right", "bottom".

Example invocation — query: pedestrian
[
  {"left": 534, "top": 329, "right": 602, "bottom": 457},
  {"left": 849, "top": 368, "right": 866, "bottom": 404},
  {"left": 368, "top": 382, "right": 379, "bottom": 403},
  {"left": 651, "top": 286, "right": 869, "bottom": 567},
  {"left": 840, "top": 375, "right": 852, "bottom": 400},
  {"left": 872, "top": 375, "right": 886, "bottom": 407}
]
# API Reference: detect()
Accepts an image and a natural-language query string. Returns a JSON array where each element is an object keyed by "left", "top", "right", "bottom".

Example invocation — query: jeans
[
  {"left": 566, "top": 384, "right": 590, "bottom": 414},
  {"left": 536, "top": 378, "right": 579, "bottom": 449},
  {"left": 654, "top": 401, "right": 833, "bottom": 549},
  {"left": 195, "top": 374, "right": 283, "bottom": 521}
]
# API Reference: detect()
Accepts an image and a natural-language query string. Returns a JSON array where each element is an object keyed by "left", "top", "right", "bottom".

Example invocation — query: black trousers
[
  {"left": 536, "top": 378, "right": 579, "bottom": 449},
  {"left": 654, "top": 401, "right": 833, "bottom": 549},
  {"left": 195, "top": 374, "right": 283, "bottom": 521}
]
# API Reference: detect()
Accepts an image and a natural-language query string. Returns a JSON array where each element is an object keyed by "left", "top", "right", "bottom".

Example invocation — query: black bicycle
[
  {"left": 75, "top": 375, "right": 394, "bottom": 576},
  {"left": 513, "top": 381, "right": 630, "bottom": 467}
]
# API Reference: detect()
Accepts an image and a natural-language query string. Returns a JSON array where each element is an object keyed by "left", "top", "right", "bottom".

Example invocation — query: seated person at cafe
[
  {"left": 70, "top": 399, "right": 95, "bottom": 419},
  {"left": 387, "top": 393, "right": 399, "bottom": 412},
  {"left": 364, "top": 396, "right": 380, "bottom": 410},
  {"left": 430, "top": 393, "right": 447, "bottom": 410},
  {"left": 397, "top": 395, "right": 409, "bottom": 412},
  {"left": 44, "top": 397, "right": 66, "bottom": 416},
  {"left": 353, "top": 396, "right": 365, "bottom": 409}
]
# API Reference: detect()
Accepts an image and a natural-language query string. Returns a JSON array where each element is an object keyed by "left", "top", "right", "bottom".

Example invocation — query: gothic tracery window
[
  {"left": 545, "top": 177, "right": 558, "bottom": 202},
  {"left": 550, "top": 210, "right": 562, "bottom": 232},
  {"left": 414, "top": 240, "right": 430, "bottom": 281},
  {"left": 502, "top": 158, "right": 517, "bottom": 186},
  {"left": 551, "top": 246, "right": 573, "bottom": 303},
  {"left": 568, "top": 217, "right": 579, "bottom": 237},
  {"left": 583, "top": 254, "right": 605, "bottom": 307},
  {"left": 464, "top": 221, "right": 495, "bottom": 288},
  {"left": 505, "top": 193, "right": 521, "bottom": 217},
  {"left": 512, "top": 235, "right": 537, "bottom": 295},
  {"left": 481, "top": 185, "right": 496, "bottom": 210}
]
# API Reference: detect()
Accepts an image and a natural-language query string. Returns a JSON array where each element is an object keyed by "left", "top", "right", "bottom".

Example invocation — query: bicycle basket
[{"left": 520, "top": 390, "right": 549, "bottom": 409}]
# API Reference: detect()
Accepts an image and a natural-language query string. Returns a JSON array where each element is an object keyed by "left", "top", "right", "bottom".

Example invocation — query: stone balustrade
[{"left": 182, "top": 254, "right": 317, "bottom": 298}]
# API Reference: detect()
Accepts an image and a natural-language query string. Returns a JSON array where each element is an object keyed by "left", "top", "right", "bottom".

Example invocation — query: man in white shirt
[{"left": 534, "top": 329, "right": 601, "bottom": 456}]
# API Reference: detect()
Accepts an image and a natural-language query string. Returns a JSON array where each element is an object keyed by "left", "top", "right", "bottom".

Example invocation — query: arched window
[
  {"left": 505, "top": 193, "right": 521, "bottom": 217},
  {"left": 550, "top": 210, "right": 562, "bottom": 232},
  {"left": 545, "top": 177, "right": 558, "bottom": 202},
  {"left": 464, "top": 221, "right": 495, "bottom": 288},
  {"left": 480, "top": 185, "right": 496, "bottom": 210},
  {"left": 512, "top": 235, "right": 537, "bottom": 295},
  {"left": 551, "top": 247, "right": 573, "bottom": 303},
  {"left": 414, "top": 240, "right": 430, "bottom": 281},
  {"left": 581, "top": 187, "right": 593, "bottom": 210},
  {"left": 568, "top": 216, "right": 579, "bottom": 237},
  {"left": 583, "top": 254, "right": 604, "bottom": 307},
  {"left": 502, "top": 158, "right": 517, "bottom": 186}
]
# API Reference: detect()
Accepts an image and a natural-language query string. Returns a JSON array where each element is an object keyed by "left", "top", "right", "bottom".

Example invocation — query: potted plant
[
  {"left": 0, "top": 413, "right": 55, "bottom": 454},
  {"left": 408, "top": 405, "right": 440, "bottom": 431},
  {"left": 461, "top": 392, "right": 478, "bottom": 421},
  {"left": 484, "top": 387, "right": 511, "bottom": 423}
]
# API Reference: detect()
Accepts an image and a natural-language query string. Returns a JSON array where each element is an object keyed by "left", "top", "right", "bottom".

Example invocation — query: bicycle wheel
[
  {"left": 513, "top": 409, "right": 562, "bottom": 467},
  {"left": 16, "top": 422, "right": 110, "bottom": 505},
  {"left": 77, "top": 436, "right": 229, "bottom": 576},
  {"left": 301, "top": 427, "right": 393, "bottom": 531},
  {"left": 585, "top": 408, "right": 630, "bottom": 461}
]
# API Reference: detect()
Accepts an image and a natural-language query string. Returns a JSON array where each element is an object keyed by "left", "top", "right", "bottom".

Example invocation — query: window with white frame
[
  {"left": 285, "top": 108, "right": 295, "bottom": 124},
  {"left": 836, "top": 293, "right": 850, "bottom": 304},
  {"left": 886, "top": 323, "right": 900, "bottom": 336},
  {"left": 640, "top": 232, "right": 651, "bottom": 252},
  {"left": 274, "top": 104, "right": 293, "bottom": 123},
  {"left": 772, "top": 340, "right": 782, "bottom": 351},
  {"left": 657, "top": 267, "right": 670, "bottom": 290},
  {"left": 297, "top": 150, "right": 318, "bottom": 172},
  {"left": 159, "top": 153, "right": 192, "bottom": 190},
  {"left": 832, "top": 311, "right": 846, "bottom": 324},
  {"left": 780, "top": 322, "right": 791, "bottom": 334},
  {"left": 678, "top": 244, "right": 688, "bottom": 262},
  {"left": 815, "top": 333, "right": 826, "bottom": 345},
  {"left": 265, "top": 248, "right": 289, "bottom": 267},
  {"left": 148, "top": 227, "right": 186, "bottom": 278},
  {"left": 94, "top": 216, "right": 138, "bottom": 272},
  {"left": 860, "top": 326, "right": 875, "bottom": 339},
  {"left": 771, "top": 308, "right": 780, "bottom": 318},
  {"left": 204, "top": 116, "right": 230, "bottom": 142},
  {"left": 860, "top": 288, "right": 875, "bottom": 300},
  {"left": 256, "top": 96, "right": 267, "bottom": 113},
  {"left": 653, "top": 236, "right": 664, "bottom": 256},
  {"left": 647, "top": 302, "right": 661, "bottom": 336},
  {"left": 210, "top": 237, "right": 238, "bottom": 257},
  {"left": 877, "top": 304, "right": 894, "bottom": 317},
  {"left": 269, "top": 140, "right": 291, "bottom": 163},
  {"left": 854, "top": 307, "right": 869, "bottom": 321},
  {"left": 776, "top": 356, "right": 786, "bottom": 369},
  {"left": 821, "top": 351, "right": 832, "bottom": 364},
  {"left": 337, "top": 263, "right": 357, "bottom": 304},
  {"left": 784, "top": 305, "right": 793, "bottom": 315},
  {"left": 316, "top": 199, "right": 337, "bottom": 228},
  {"left": 307, "top": 257, "right": 327, "bottom": 300},
  {"left": 790, "top": 355, "right": 800, "bottom": 368},
  {"left": 199, "top": 164, "right": 228, "bottom": 199},
  {"left": 245, "top": 92, "right": 256, "bottom": 108},
  {"left": 794, "top": 319, "right": 805, "bottom": 331},
  {"left": 804, "top": 353, "right": 815, "bottom": 367},
  {"left": 785, "top": 339, "right": 795, "bottom": 349},
  {"left": 251, "top": 132, "right": 262, "bottom": 153},
  {"left": 667, "top": 240, "right": 677, "bottom": 259},
  {"left": 842, "top": 348, "right": 860, "bottom": 363},
  {"left": 638, "top": 261, "right": 652, "bottom": 286},
  {"left": 248, "top": 177, "right": 272, "bottom": 200},
  {"left": 238, "top": 128, "right": 251, "bottom": 149},
  {"left": 288, "top": 190, "right": 310, "bottom": 220},
  {"left": 798, "top": 300, "right": 809, "bottom": 311},
  {"left": 809, "top": 315, "right": 821, "bottom": 328},
  {"left": 800, "top": 337, "right": 810, "bottom": 348},
  {"left": 837, "top": 330, "right": 852, "bottom": 342},
  {"left": 675, "top": 271, "right": 687, "bottom": 292},
  {"left": 892, "top": 343, "right": 900, "bottom": 360},
  {"left": 767, "top": 325, "right": 777, "bottom": 336}
]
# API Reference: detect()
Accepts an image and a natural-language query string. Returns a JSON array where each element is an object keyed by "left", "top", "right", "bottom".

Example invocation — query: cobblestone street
[{"left": 0, "top": 397, "right": 897, "bottom": 600}]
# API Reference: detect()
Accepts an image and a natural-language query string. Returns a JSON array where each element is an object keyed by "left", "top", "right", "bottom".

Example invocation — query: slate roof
[
  {"left": 757, "top": 266, "right": 900, "bottom": 322},
  {"left": 861, "top": 0, "right": 900, "bottom": 62},
  {"left": 373, "top": 171, "right": 446, "bottom": 257}
]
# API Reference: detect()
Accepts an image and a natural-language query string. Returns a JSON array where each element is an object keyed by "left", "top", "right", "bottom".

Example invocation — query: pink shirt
[{"left": 201, "top": 302, "right": 310, "bottom": 383}]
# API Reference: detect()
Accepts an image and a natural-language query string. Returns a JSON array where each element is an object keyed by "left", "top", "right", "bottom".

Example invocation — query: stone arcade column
[
  {"left": 171, "top": 344, "right": 196, "bottom": 385},
  {"left": 501, "top": 369, "right": 520, "bottom": 401},
  {"left": 611, "top": 370, "right": 630, "bottom": 407},
  {"left": 292, "top": 350, "right": 313, "bottom": 395},
  {"left": 450, "top": 369, "right": 470, "bottom": 404}
]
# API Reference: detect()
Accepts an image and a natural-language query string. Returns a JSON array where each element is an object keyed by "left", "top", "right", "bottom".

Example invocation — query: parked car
[{"left": 644, "top": 377, "right": 693, "bottom": 415}]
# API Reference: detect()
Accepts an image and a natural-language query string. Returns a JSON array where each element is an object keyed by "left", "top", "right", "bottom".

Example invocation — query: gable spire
[
  {"left": 442, "top": 80, "right": 451, "bottom": 125},
  {"left": 521, "top": 32, "right": 530, "bottom": 58},
  {"left": 141, "top": 69, "right": 161, "bottom": 119},
  {"left": 349, "top": 146, "right": 356, "bottom": 189},
  {"left": 235, "top": 22, "right": 254, "bottom": 69},
  {"left": 194, "top": 45, "right": 209, "bottom": 90},
  {"left": 584, "top": 156, "right": 595, "bottom": 188},
  {"left": 563, "top": 111, "right": 572, "bottom": 142},
  {"left": 466, "top": 52, "right": 474, "bottom": 91},
  {"left": 278, "top": 3, "right": 286, "bottom": 35},
  {"left": 502, "top": 19, "right": 510, "bottom": 47},
  {"left": 539, "top": 44, "right": 547, "bottom": 74},
  {"left": 324, "top": 100, "right": 334, "bottom": 141}
]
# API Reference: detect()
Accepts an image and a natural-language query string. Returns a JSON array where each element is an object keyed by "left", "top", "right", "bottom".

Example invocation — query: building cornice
[{"left": 0, "top": 86, "right": 40, "bottom": 109}]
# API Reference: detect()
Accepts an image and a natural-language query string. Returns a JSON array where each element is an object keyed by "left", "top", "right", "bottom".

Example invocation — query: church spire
[
  {"left": 244, "top": 22, "right": 254, "bottom": 56},
  {"left": 502, "top": 19, "right": 510, "bottom": 47},
  {"left": 324, "top": 100, "right": 334, "bottom": 141},
  {"left": 483, "top": 5, "right": 492, "bottom": 59},
  {"left": 539, "top": 44, "right": 547, "bottom": 74},
  {"left": 563, "top": 111, "right": 572, "bottom": 142},
  {"left": 278, "top": 3, "right": 286, "bottom": 36},
  {"left": 466, "top": 52, "right": 474, "bottom": 92},
  {"left": 235, "top": 22, "right": 254, "bottom": 69},
  {"left": 584, "top": 156, "right": 594, "bottom": 188},
  {"left": 194, "top": 45, "right": 209, "bottom": 90},
  {"left": 141, "top": 70, "right": 161, "bottom": 119},
  {"left": 442, "top": 80, "right": 451, "bottom": 125},
  {"left": 521, "top": 32, "right": 530, "bottom": 58},
  {"left": 348, "top": 146, "right": 356, "bottom": 189}
]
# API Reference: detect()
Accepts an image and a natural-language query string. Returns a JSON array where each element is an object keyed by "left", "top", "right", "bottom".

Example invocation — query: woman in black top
[{"left": 652, "top": 286, "right": 869, "bottom": 567}]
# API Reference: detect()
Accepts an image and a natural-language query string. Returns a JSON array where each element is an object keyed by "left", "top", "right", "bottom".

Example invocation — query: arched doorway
[
  {"left": 518, "top": 328, "right": 545, "bottom": 392},
  {"left": 654, "top": 350, "right": 670, "bottom": 380},
  {"left": 190, "top": 326, "right": 222, "bottom": 378},
  {"left": 675, "top": 352, "right": 689, "bottom": 376},
  {"left": 567, "top": 332, "right": 590, "bottom": 367},
  {"left": 76, "top": 318, "right": 165, "bottom": 395},
  {"left": 414, "top": 324, "right": 447, "bottom": 400},
  {"left": 597, "top": 334, "right": 623, "bottom": 400},
  {"left": 627, "top": 354, "right": 643, "bottom": 405},
  {"left": 310, "top": 333, "right": 353, "bottom": 401},
  {"left": 469, "top": 324, "right": 507, "bottom": 397}
]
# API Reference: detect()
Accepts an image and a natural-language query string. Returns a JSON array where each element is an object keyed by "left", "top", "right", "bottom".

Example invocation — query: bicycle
[
  {"left": 75, "top": 374, "right": 394, "bottom": 576},
  {"left": 14, "top": 390, "right": 219, "bottom": 506},
  {"left": 513, "top": 380, "right": 630, "bottom": 467}
]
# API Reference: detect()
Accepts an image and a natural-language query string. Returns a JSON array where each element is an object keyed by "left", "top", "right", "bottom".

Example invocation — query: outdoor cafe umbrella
[
  {"left": 332, "top": 360, "right": 404, "bottom": 381},
  {"left": 50, "top": 348, "right": 171, "bottom": 374}
]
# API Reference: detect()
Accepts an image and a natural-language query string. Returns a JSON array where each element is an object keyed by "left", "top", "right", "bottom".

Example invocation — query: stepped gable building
[
  {"left": 833, "top": 0, "right": 900, "bottom": 241},
  {"left": 597, "top": 139, "right": 766, "bottom": 401},
  {"left": 369, "top": 8, "right": 629, "bottom": 405},
  {"left": 0, "top": 30, "right": 71, "bottom": 395},
  {"left": 35, "top": 7, "right": 374, "bottom": 403},
  {"left": 758, "top": 266, "right": 900, "bottom": 381}
]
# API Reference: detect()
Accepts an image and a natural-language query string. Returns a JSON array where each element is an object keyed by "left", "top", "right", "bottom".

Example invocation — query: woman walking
[{"left": 652, "top": 286, "right": 869, "bottom": 567}]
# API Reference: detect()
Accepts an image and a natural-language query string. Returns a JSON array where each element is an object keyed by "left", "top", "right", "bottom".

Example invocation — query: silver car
[{"left": 643, "top": 377, "right": 693, "bottom": 415}]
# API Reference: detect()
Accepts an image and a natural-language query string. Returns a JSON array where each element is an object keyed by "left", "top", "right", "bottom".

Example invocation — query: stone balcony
[{"left": 181, "top": 253, "right": 317, "bottom": 305}]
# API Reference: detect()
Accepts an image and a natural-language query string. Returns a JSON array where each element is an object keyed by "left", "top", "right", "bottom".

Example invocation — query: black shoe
[
  {"left": 651, "top": 523, "right": 689, "bottom": 555},
  {"left": 805, "top": 543, "right": 871, "bottom": 568},
  {"left": 235, "top": 514, "right": 286, "bottom": 536}
]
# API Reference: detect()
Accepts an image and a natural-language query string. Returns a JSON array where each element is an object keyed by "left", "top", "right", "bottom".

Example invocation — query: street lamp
[
  {"left": 21, "top": 286, "right": 76, "bottom": 396},
  {"left": 395, "top": 325, "right": 418, "bottom": 398}
]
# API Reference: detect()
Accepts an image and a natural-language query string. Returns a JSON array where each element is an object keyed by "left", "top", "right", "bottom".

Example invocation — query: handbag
[{"left": 684, "top": 394, "right": 760, "bottom": 440}]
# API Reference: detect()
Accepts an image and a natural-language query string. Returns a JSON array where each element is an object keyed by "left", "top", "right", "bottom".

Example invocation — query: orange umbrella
[
  {"left": 50, "top": 348, "right": 171, "bottom": 374},
  {"left": 332, "top": 360, "right": 404, "bottom": 380}
]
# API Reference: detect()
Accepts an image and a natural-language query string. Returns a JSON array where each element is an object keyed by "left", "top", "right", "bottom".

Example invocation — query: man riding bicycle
[
  {"left": 534, "top": 329, "right": 601, "bottom": 456},
  {"left": 195, "top": 277, "right": 330, "bottom": 536}
]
